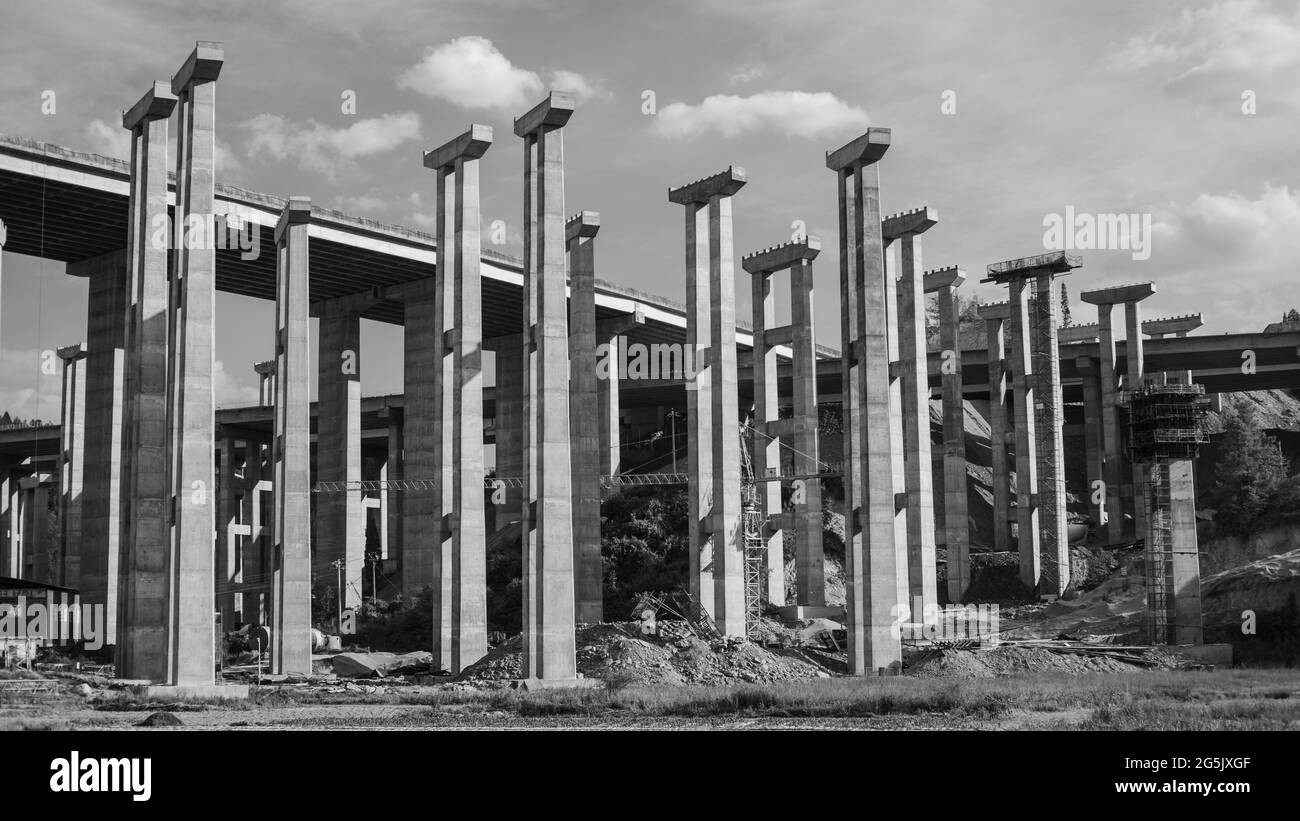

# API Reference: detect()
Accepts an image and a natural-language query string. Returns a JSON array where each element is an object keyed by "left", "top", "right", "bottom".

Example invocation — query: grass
[{"left": 10, "top": 667, "right": 1300, "bottom": 729}]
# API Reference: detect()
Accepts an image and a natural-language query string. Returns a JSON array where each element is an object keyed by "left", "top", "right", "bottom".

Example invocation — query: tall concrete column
[
  {"left": 254, "top": 360, "right": 275, "bottom": 408},
  {"left": 318, "top": 303, "right": 364, "bottom": 612},
  {"left": 518, "top": 93, "right": 579, "bottom": 680},
  {"left": 1168, "top": 459, "right": 1202, "bottom": 644},
  {"left": 741, "top": 237, "right": 824, "bottom": 607},
  {"left": 403, "top": 276, "right": 439, "bottom": 599},
  {"left": 423, "top": 125, "right": 490, "bottom": 674},
  {"left": 58, "top": 343, "right": 88, "bottom": 589},
  {"left": 486, "top": 333, "right": 524, "bottom": 530},
  {"left": 669, "top": 166, "right": 747, "bottom": 637},
  {"left": 22, "top": 478, "right": 50, "bottom": 582},
  {"left": 165, "top": 42, "right": 223, "bottom": 686},
  {"left": 117, "top": 81, "right": 177, "bottom": 681},
  {"left": 381, "top": 407, "right": 403, "bottom": 564},
  {"left": 884, "top": 208, "right": 938, "bottom": 615},
  {"left": 1082, "top": 282, "right": 1155, "bottom": 545},
  {"left": 216, "top": 430, "right": 238, "bottom": 630},
  {"left": 925, "top": 266, "right": 969, "bottom": 601},
  {"left": 1076, "top": 356, "right": 1105, "bottom": 536},
  {"left": 828, "top": 129, "right": 902, "bottom": 675},
  {"left": 1125, "top": 296, "right": 1150, "bottom": 541},
  {"left": 240, "top": 438, "right": 267, "bottom": 625},
  {"left": 566, "top": 210, "right": 603, "bottom": 624},
  {"left": 979, "top": 302, "right": 1012, "bottom": 553},
  {"left": 593, "top": 311, "right": 642, "bottom": 477},
  {"left": 985, "top": 252, "right": 1079, "bottom": 595},
  {"left": 270, "top": 197, "right": 312, "bottom": 675},
  {"left": 744, "top": 242, "right": 786, "bottom": 609}
]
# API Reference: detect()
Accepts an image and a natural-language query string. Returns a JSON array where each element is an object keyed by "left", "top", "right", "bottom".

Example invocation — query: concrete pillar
[
  {"left": 0, "top": 218, "right": 5, "bottom": 346},
  {"left": 270, "top": 198, "right": 313, "bottom": 675},
  {"left": 117, "top": 81, "right": 177, "bottom": 681},
  {"left": 827, "top": 129, "right": 902, "bottom": 675},
  {"left": 669, "top": 166, "right": 747, "bottom": 637},
  {"left": 741, "top": 237, "right": 824, "bottom": 607},
  {"left": 745, "top": 244, "right": 786, "bottom": 609},
  {"left": 382, "top": 407, "right": 403, "bottom": 564},
  {"left": 422, "top": 125, "right": 490, "bottom": 674},
  {"left": 1031, "top": 271, "right": 1070, "bottom": 595},
  {"left": 1168, "top": 458, "right": 1202, "bottom": 644},
  {"left": 216, "top": 430, "right": 238, "bottom": 631},
  {"left": 318, "top": 304, "right": 364, "bottom": 612},
  {"left": 403, "top": 275, "right": 439, "bottom": 599},
  {"left": 240, "top": 438, "right": 267, "bottom": 624},
  {"left": 254, "top": 360, "right": 275, "bottom": 408},
  {"left": 58, "top": 343, "right": 88, "bottom": 589},
  {"left": 518, "top": 93, "right": 578, "bottom": 680},
  {"left": 884, "top": 208, "right": 937, "bottom": 615},
  {"left": 1095, "top": 303, "right": 1124, "bottom": 543},
  {"left": 926, "top": 266, "right": 969, "bottom": 602},
  {"left": 1125, "top": 298, "right": 1149, "bottom": 542},
  {"left": 488, "top": 334, "right": 524, "bottom": 515},
  {"left": 165, "top": 41, "right": 222, "bottom": 686},
  {"left": 1076, "top": 356, "right": 1106, "bottom": 536},
  {"left": 597, "top": 330, "right": 622, "bottom": 476},
  {"left": 979, "top": 302, "right": 1012, "bottom": 553},
  {"left": 22, "top": 479, "right": 50, "bottom": 582},
  {"left": 566, "top": 210, "right": 603, "bottom": 624},
  {"left": 985, "top": 252, "right": 1079, "bottom": 595}
]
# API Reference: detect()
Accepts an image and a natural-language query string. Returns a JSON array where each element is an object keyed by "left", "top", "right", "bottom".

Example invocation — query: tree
[
  {"left": 1284, "top": 308, "right": 1300, "bottom": 324},
  {"left": 1210, "top": 405, "right": 1290, "bottom": 534}
]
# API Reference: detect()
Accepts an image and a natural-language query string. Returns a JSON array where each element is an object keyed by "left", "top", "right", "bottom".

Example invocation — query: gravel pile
[{"left": 455, "top": 622, "right": 833, "bottom": 686}]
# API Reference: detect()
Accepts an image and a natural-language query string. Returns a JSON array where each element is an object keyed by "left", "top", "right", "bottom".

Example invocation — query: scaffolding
[{"left": 1128, "top": 381, "right": 1209, "bottom": 644}]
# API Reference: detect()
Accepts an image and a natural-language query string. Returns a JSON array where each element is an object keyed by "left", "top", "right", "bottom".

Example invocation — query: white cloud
[
  {"left": 86, "top": 118, "right": 131, "bottom": 160},
  {"left": 241, "top": 111, "right": 421, "bottom": 180},
  {"left": 549, "top": 69, "right": 611, "bottom": 104},
  {"left": 728, "top": 64, "right": 765, "bottom": 85},
  {"left": 397, "top": 36, "right": 606, "bottom": 109},
  {"left": 1145, "top": 184, "right": 1300, "bottom": 331},
  {"left": 1109, "top": 0, "right": 1300, "bottom": 79},
  {"left": 651, "top": 90, "right": 868, "bottom": 139},
  {"left": 398, "top": 36, "right": 542, "bottom": 110},
  {"left": 0, "top": 348, "right": 62, "bottom": 422},
  {"left": 213, "top": 359, "right": 260, "bottom": 408}
]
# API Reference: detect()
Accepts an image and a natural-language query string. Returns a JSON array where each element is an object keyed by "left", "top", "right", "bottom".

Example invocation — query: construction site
[{"left": 2, "top": 26, "right": 1300, "bottom": 734}]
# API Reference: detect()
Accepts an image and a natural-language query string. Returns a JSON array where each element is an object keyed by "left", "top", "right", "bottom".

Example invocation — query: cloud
[
  {"left": 86, "top": 118, "right": 131, "bottom": 160},
  {"left": 549, "top": 69, "right": 611, "bottom": 104},
  {"left": 213, "top": 359, "right": 260, "bottom": 408},
  {"left": 651, "top": 90, "right": 869, "bottom": 139},
  {"left": 0, "top": 348, "right": 62, "bottom": 422},
  {"left": 728, "top": 64, "right": 765, "bottom": 85},
  {"left": 398, "top": 36, "right": 542, "bottom": 109},
  {"left": 241, "top": 111, "right": 421, "bottom": 180},
  {"left": 1145, "top": 184, "right": 1300, "bottom": 330},
  {"left": 397, "top": 36, "right": 606, "bottom": 109},
  {"left": 1109, "top": 0, "right": 1300, "bottom": 80}
]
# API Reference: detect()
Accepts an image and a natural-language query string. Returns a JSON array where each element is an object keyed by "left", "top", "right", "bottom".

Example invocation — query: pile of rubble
[
  {"left": 455, "top": 622, "right": 834, "bottom": 686},
  {"left": 908, "top": 642, "right": 1184, "bottom": 678}
]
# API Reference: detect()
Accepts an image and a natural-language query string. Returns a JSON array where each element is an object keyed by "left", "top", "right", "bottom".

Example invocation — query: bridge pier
[
  {"left": 979, "top": 301, "right": 1012, "bottom": 555},
  {"left": 318, "top": 302, "right": 365, "bottom": 613},
  {"left": 669, "top": 166, "right": 747, "bottom": 638},
  {"left": 742, "top": 236, "right": 825, "bottom": 608},
  {"left": 57, "top": 343, "right": 87, "bottom": 590},
  {"left": 518, "top": 93, "right": 579, "bottom": 681},
  {"left": 828, "top": 129, "right": 902, "bottom": 675},
  {"left": 567, "top": 210, "right": 603, "bottom": 624},
  {"left": 925, "top": 266, "right": 969, "bottom": 602}
]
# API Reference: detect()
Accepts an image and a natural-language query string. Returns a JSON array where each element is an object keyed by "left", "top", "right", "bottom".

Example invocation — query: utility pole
[
  {"left": 667, "top": 409, "right": 683, "bottom": 473},
  {"left": 367, "top": 551, "right": 379, "bottom": 605},
  {"left": 330, "top": 558, "right": 343, "bottom": 631}
]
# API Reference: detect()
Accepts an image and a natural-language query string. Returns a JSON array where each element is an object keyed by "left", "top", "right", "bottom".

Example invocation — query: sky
[{"left": 2, "top": 0, "right": 1298, "bottom": 420}]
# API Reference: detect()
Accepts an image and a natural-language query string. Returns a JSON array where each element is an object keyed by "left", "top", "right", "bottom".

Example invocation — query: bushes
[{"left": 1210, "top": 406, "right": 1291, "bottom": 535}]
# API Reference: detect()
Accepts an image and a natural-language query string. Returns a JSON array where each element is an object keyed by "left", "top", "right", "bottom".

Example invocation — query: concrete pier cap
[
  {"left": 882, "top": 206, "right": 938, "bottom": 241},
  {"left": 122, "top": 81, "right": 178, "bottom": 130},
  {"left": 983, "top": 250, "right": 1082, "bottom": 283},
  {"left": 825, "top": 127, "right": 891, "bottom": 170},
  {"left": 513, "top": 91, "right": 574, "bottom": 136},
  {"left": 976, "top": 299, "right": 1013, "bottom": 320},
  {"left": 922, "top": 264, "right": 966, "bottom": 292},
  {"left": 1143, "top": 313, "right": 1203, "bottom": 336},
  {"left": 1059, "top": 322, "right": 1101, "bottom": 344},
  {"left": 273, "top": 196, "right": 311, "bottom": 246},
  {"left": 667, "top": 166, "right": 747, "bottom": 203},
  {"left": 565, "top": 210, "right": 600, "bottom": 241},
  {"left": 57, "top": 342, "right": 87, "bottom": 361},
  {"left": 741, "top": 235, "right": 821, "bottom": 274},
  {"left": 1080, "top": 281, "right": 1156, "bottom": 305},
  {"left": 171, "top": 41, "right": 224, "bottom": 93},
  {"left": 423, "top": 123, "right": 493, "bottom": 169}
]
